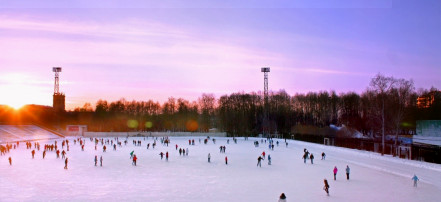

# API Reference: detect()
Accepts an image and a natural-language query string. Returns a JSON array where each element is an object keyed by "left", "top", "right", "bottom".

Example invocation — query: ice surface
[{"left": 1, "top": 137, "right": 440, "bottom": 202}]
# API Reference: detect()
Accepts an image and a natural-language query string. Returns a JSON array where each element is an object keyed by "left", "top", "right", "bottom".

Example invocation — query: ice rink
[{"left": 1, "top": 136, "right": 440, "bottom": 202}]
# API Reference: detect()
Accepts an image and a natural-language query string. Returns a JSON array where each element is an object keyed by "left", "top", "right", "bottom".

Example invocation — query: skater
[
  {"left": 208, "top": 153, "right": 211, "bottom": 163},
  {"left": 278, "top": 193, "right": 287, "bottom": 202},
  {"left": 159, "top": 152, "right": 164, "bottom": 160},
  {"left": 94, "top": 155, "right": 98, "bottom": 166},
  {"left": 321, "top": 152, "right": 326, "bottom": 160},
  {"left": 412, "top": 174, "right": 419, "bottom": 187},
  {"left": 166, "top": 152, "right": 169, "bottom": 161},
  {"left": 346, "top": 165, "right": 350, "bottom": 180},
  {"left": 132, "top": 155, "right": 137, "bottom": 166},
  {"left": 56, "top": 150, "right": 60, "bottom": 158},
  {"left": 100, "top": 156, "right": 103, "bottom": 167},
  {"left": 225, "top": 156, "right": 228, "bottom": 165},
  {"left": 333, "top": 166, "right": 338, "bottom": 180},
  {"left": 186, "top": 148, "right": 189, "bottom": 156},
  {"left": 176, "top": 144, "right": 178, "bottom": 150},
  {"left": 43, "top": 150, "right": 46, "bottom": 159},
  {"left": 62, "top": 150, "right": 66, "bottom": 159},
  {"left": 103, "top": 145, "right": 106, "bottom": 152},
  {"left": 323, "top": 179, "right": 330, "bottom": 196},
  {"left": 179, "top": 148, "right": 182, "bottom": 156},
  {"left": 303, "top": 153, "right": 308, "bottom": 164},
  {"left": 64, "top": 158, "right": 68, "bottom": 169},
  {"left": 262, "top": 151, "right": 266, "bottom": 159},
  {"left": 31, "top": 150, "right": 35, "bottom": 159},
  {"left": 257, "top": 156, "right": 262, "bottom": 167},
  {"left": 310, "top": 153, "right": 314, "bottom": 164},
  {"left": 268, "top": 155, "right": 271, "bottom": 165},
  {"left": 8, "top": 157, "right": 11, "bottom": 165},
  {"left": 130, "top": 150, "right": 134, "bottom": 159}
]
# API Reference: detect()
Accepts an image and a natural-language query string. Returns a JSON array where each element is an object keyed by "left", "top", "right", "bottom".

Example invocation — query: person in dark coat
[
  {"left": 278, "top": 193, "right": 287, "bottom": 202},
  {"left": 323, "top": 179, "right": 330, "bottom": 196}
]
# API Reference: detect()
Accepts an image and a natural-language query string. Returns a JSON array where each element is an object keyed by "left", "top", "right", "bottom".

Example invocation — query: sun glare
[
  {"left": 0, "top": 73, "right": 50, "bottom": 109},
  {"left": 9, "top": 103, "right": 25, "bottom": 110}
]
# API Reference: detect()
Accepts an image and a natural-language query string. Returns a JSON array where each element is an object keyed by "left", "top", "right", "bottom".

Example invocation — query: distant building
[
  {"left": 417, "top": 91, "right": 440, "bottom": 108},
  {"left": 414, "top": 120, "right": 441, "bottom": 146}
]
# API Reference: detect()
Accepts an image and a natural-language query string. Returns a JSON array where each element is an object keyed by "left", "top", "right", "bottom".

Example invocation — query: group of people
[{"left": 2, "top": 136, "right": 423, "bottom": 199}]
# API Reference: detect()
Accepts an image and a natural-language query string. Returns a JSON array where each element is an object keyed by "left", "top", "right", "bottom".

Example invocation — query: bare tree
[{"left": 370, "top": 73, "right": 396, "bottom": 155}]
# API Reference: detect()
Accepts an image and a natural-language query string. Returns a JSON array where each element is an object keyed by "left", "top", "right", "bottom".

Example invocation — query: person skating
[
  {"left": 208, "top": 153, "right": 211, "bottom": 163},
  {"left": 257, "top": 156, "right": 262, "bottom": 167},
  {"left": 346, "top": 165, "right": 350, "bottom": 180},
  {"left": 132, "top": 155, "right": 137, "bottom": 166},
  {"left": 278, "top": 193, "right": 287, "bottom": 202},
  {"left": 62, "top": 150, "right": 66, "bottom": 159},
  {"left": 166, "top": 152, "right": 169, "bottom": 161},
  {"left": 94, "top": 155, "right": 98, "bottom": 166},
  {"left": 321, "top": 152, "right": 326, "bottom": 160},
  {"left": 56, "top": 150, "right": 60, "bottom": 158},
  {"left": 412, "top": 174, "right": 419, "bottom": 187},
  {"left": 179, "top": 148, "right": 182, "bottom": 156},
  {"left": 262, "top": 151, "right": 266, "bottom": 160},
  {"left": 64, "top": 158, "right": 68, "bottom": 169},
  {"left": 103, "top": 145, "right": 106, "bottom": 152},
  {"left": 43, "top": 150, "right": 46, "bottom": 159},
  {"left": 225, "top": 156, "right": 228, "bottom": 165},
  {"left": 268, "top": 155, "right": 271, "bottom": 165},
  {"left": 130, "top": 150, "right": 134, "bottom": 159},
  {"left": 323, "top": 179, "right": 330, "bottom": 196},
  {"left": 333, "top": 166, "right": 338, "bottom": 180},
  {"left": 302, "top": 153, "right": 308, "bottom": 164},
  {"left": 186, "top": 148, "right": 189, "bottom": 156},
  {"left": 100, "top": 156, "right": 103, "bottom": 167},
  {"left": 310, "top": 154, "right": 314, "bottom": 164},
  {"left": 31, "top": 150, "right": 35, "bottom": 159},
  {"left": 8, "top": 156, "right": 11, "bottom": 165},
  {"left": 159, "top": 152, "right": 164, "bottom": 160}
]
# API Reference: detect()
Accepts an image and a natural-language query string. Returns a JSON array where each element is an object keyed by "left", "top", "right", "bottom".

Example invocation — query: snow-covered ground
[{"left": 1, "top": 137, "right": 440, "bottom": 202}]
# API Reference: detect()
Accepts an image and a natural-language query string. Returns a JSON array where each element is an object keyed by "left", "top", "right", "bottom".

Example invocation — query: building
[{"left": 417, "top": 91, "right": 440, "bottom": 108}]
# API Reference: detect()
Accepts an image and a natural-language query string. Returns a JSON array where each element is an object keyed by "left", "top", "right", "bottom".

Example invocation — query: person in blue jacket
[
  {"left": 412, "top": 174, "right": 419, "bottom": 187},
  {"left": 346, "top": 165, "right": 350, "bottom": 180}
]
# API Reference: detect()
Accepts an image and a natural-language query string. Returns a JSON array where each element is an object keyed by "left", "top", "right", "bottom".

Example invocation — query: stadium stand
[{"left": 0, "top": 125, "right": 62, "bottom": 143}]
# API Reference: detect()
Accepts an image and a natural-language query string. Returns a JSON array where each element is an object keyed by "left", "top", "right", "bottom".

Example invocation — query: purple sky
[{"left": 0, "top": 0, "right": 440, "bottom": 110}]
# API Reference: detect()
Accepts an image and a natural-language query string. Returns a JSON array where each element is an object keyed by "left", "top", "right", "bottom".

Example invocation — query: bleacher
[{"left": 0, "top": 125, "right": 62, "bottom": 143}]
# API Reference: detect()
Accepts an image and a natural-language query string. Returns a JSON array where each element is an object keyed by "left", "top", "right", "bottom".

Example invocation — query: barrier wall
[{"left": 82, "top": 131, "right": 227, "bottom": 138}]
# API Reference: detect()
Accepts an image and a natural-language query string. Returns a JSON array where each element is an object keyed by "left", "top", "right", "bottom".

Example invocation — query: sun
[
  {"left": 8, "top": 103, "right": 26, "bottom": 110},
  {"left": 0, "top": 73, "right": 48, "bottom": 109}
]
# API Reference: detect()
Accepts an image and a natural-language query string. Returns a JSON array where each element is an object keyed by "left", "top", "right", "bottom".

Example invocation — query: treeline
[
  {"left": 1, "top": 74, "right": 439, "bottom": 140},
  {"left": 64, "top": 74, "right": 440, "bottom": 140}
]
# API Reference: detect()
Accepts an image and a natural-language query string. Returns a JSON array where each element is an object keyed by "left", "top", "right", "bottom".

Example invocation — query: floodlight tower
[
  {"left": 261, "top": 67, "right": 270, "bottom": 137},
  {"left": 52, "top": 67, "right": 65, "bottom": 112}
]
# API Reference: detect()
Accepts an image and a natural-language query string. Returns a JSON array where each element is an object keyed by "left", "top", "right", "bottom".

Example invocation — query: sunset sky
[{"left": 0, "top": 0, "right": 440, "bottom": 110}]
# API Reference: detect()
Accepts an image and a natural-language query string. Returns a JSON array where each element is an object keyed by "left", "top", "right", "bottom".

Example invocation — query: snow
[
  {"left": 1, "top": 137, "right": 440, "bottom": 202},
  {"left": 413, "top": 136, "right": 441, "bottom": 147}
]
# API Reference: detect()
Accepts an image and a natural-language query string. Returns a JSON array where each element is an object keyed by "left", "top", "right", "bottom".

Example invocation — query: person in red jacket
[
  {"left": 56, "top": 150, "right": 60, "bottom": 158},
  {"left": 225, "top": 156, "right": 228, "bottom": 165},
  {"left": 31, "top": 150, "right": 35, "bottom": 159},
  {"left": 166, "top": 152, "right": 169, "bottom": 161},
  {"left": 132, "top": 155, "right": 137, "bottom": 166}
]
